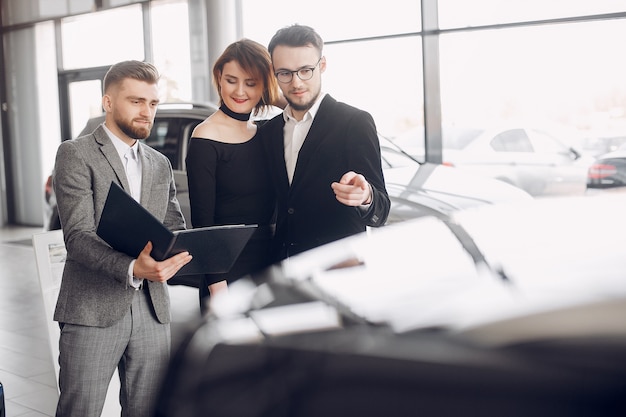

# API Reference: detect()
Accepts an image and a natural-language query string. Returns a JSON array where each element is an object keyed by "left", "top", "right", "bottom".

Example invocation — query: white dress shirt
[
  {"left": 102, "top": 123, "right": 144, "bottom": 289},
  {"left": 281, "top": 93, "right": 372, "bottom": 208},
  {"left": 103, "top": 124, "right": 142, "bottom": 202},
  {"left": 283, "top": 93, "right": 326, "bottom": 184}
]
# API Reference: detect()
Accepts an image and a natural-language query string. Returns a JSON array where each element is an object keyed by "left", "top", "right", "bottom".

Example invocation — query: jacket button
[{"left": 287, "top": 208, "right": 295, "bottom": 215}]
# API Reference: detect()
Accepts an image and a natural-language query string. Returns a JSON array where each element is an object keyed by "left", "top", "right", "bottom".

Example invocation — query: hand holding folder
[{"left": 96, "top": 182, "right": 257, "bottom": 276}]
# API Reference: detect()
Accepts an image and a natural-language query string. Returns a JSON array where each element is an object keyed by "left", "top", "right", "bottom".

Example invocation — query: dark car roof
[{"left": 595, "top": 149, "right": 626, "bottom": 161}]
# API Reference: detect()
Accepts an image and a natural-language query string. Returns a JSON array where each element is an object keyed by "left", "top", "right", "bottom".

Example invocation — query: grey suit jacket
[{"left": 52, "top": 124, "right": 186, "bottom": 327}]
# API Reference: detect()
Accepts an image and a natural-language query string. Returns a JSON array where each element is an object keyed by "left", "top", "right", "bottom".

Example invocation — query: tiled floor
[{"left": 0, "top": 225, "right": 201, "bottom": 417}]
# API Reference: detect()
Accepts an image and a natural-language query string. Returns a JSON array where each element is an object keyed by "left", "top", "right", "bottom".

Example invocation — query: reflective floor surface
[{"left": 0, "top": 226, "right": 200, "bottom": 417}]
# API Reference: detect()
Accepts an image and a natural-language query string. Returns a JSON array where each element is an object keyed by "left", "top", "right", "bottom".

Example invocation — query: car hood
[
  {"left": 230, "top": 193, "right": 626, "bottom": 346},
  {"left": 384, "top": 162, "right": 532, "bottom": 213}
]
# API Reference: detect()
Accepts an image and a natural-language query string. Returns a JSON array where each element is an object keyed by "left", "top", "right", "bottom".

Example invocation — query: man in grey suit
[{"left": 52, "top": 60, "right": 192, "bottom": 417}]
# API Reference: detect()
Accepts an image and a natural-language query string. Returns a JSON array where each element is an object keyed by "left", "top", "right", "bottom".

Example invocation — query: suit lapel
[
  {"left": 265, "top": 119, "right": 291, "bottom": 193},
  {"left": 138, "top": 143, "right": 154, "bottom": 204},
  {"left": 291, "top": 95, "right": 335, "bottom": 188},
  {"left": 94, "top": 126, "right": 131, "bottom": 194}
]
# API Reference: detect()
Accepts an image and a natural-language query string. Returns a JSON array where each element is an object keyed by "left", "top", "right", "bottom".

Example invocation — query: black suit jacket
[{"left": 262, "top": 94, "right": 390, "bottom": 260}]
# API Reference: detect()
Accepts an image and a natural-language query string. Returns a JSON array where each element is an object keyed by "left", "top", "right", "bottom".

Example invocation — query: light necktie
[{"left": 124, "top": 147, "right": 141, "bottom": 202}]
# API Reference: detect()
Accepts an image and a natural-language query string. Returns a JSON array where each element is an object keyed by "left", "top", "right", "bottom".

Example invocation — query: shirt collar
[
  {"left": 102, "top": 123, "right": 139, "bottom": 159},
  {"left": 283, "top": 92, "right": 327, "bottom": 123}
]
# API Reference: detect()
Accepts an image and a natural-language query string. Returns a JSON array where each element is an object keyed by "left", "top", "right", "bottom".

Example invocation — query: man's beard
[
  {"left": 115, "top": 114, "right": 152, "bottom": 140},
  {"left": 286, "top": 89, "right": 320, "bottom": 113}
]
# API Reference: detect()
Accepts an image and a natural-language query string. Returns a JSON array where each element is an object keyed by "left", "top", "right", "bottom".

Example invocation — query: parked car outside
[
  {"left": 46, "top": 103, "right": 532, "bottom": 286},
  {"left": 578, "top": 131, "right": 626, "bottom": 157},
  {"left": 156, "top": 193, "right": 626, "bottom": 417},
  {"left": 393, "top": 125, "right": 593, "bottom": 197},
  {"left": 586, "top": 143, "right": 626, "bottom": 193},
  {"left": 377, "top": 134, "right": 532, "bottom": 223}
]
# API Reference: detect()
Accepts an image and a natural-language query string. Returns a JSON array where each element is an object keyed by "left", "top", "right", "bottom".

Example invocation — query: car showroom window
[
  {"left": 151, "top": 0, "right": 193, "bottom": 102},
  {"left": 240, "top": 0, "right": 424, "bottom": 142},
  {"left": 438, "top": 0, "right": 626, "bottom": 28},
  {"left": 438, "top": 17, "right": 626, "bottom": 196},
  {"left": 61, "top": 5, "right": 144, "bottom": 69}
]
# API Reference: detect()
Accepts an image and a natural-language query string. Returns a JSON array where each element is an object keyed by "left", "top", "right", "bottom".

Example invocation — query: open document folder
[{"left": 97, "top": 182, "right": 257, "bottom": 276}]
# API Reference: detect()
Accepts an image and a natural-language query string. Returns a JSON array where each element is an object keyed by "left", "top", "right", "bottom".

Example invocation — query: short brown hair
[
  {"left": 268, "top": 24, "right": 324, "bottom": 57},
  {"left": 212, "top": 39, "right": 279, "bottom": 114},
  {"left": 103, "top": 60, "right": 160, "bottom": 94}
]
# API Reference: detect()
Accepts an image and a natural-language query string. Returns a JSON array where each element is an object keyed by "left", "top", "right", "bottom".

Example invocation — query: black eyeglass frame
[{"left": 274, "top": 57, "right": 323, "bottom": 83}]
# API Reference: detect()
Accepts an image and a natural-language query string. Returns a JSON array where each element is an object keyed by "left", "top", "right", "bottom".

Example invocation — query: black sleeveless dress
[{"left": 186, "top": 132, "right": 275, "bottom": 312}]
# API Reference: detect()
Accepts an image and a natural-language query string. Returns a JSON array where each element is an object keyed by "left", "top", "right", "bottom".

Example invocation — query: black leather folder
[{"left": 96, "top": 182, "right": 257, "bottom": 276}]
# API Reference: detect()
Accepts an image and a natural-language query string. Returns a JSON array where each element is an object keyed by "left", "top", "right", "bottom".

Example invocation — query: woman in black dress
[{"left": 186, "top": 39, "right": 281, "bottom": 313}]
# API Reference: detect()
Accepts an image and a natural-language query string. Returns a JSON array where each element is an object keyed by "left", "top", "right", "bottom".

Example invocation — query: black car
[
  {"left": 586, "top": 145, "right": 626, "bottom": 191},
  {"left": 155, "top": 193, "right": 626, "bottom": 417},
  {"left": 45, "top": 102, "right": 219, "bottom": 230}
]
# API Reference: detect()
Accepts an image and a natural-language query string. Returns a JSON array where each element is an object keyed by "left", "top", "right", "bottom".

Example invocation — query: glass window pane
[
  {"left": 39, "top": 0, "right": 69, "bottom": 18},
  {"left": 151, "top": 0, "right": 192, "bottom": 102},
  {"left": 323, "top": 37, "right": 423, "bottom": 139},
  {"left": 439, "top": 19, "right": 626, "bottom": 197},
  {"left": 241, "top": 0, "right": 421, "bottom": 45},
  {"left": 1, "top": 0, "right": 74, "bottom": 26},
  {"left": 68, "top": 80, "right": 103, "bottom": 138},
  {"left": 1, "top": 0, "right": 146, "bottom": 26},
  {"left": 61, "top": 5, "right": 144, "bottom": 69},
  {"left": 440, "top": 20, "right": 626, "bottom": 132},
  {"left": 67, "top": 0, "right": 95, "bottom": 14},
  {"left": 102, "top": 0, "right": 145, "bottom": 6},
  {"left": 439, "top": 0, "right": 626, "bottom": 29}
]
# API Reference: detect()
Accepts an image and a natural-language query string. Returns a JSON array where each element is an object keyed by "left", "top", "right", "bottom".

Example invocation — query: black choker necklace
[{"left": 220, "top": 104, "right": 251, "bottom": 122}]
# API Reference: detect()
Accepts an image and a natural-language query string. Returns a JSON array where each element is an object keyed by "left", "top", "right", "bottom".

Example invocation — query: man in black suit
[{"left": 264, "top": 24, "right": 390, "bottom": 261}]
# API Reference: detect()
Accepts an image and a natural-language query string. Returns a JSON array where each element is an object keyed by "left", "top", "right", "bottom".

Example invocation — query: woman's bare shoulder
[
  {"left": 192, "top": 116, "right": 222, "bottom": 139},
  {"left": 192, "top": 114, "right": 257, "bottom": 144}
]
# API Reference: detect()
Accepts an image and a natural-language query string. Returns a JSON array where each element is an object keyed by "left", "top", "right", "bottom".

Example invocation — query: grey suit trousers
[{"left": 55, "top": 287, "right": 171, "bottom": 417}]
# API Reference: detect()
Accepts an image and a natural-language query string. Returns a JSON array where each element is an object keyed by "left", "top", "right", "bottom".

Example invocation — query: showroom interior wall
[
  {"left": 1, "top": 0, "right": 626, "bottom": 226},
  {"left": 0, "top": 0, "right": 239, "bottom": 227},
  {"left": 2, "top": 20, "right": 60, "bottom": 227}
]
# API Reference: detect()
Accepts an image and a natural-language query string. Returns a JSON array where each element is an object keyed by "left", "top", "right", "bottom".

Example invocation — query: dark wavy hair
[{"left": 213, "top": 39, "right": 280, "bottom": 114}]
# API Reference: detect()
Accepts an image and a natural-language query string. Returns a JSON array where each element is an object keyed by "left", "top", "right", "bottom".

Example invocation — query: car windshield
[
  {"left": 390, "top": 126, "right": 484, "bottom": 155},
  {"left": 444, "top": 127, "right": 484, "bottom": 150},
  {"left": 378, "top": 134, "right": 421, "bottom": 168}
]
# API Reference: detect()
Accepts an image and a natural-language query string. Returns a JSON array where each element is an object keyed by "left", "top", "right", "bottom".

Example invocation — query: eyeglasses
[{"left": 274, "top": 57, "right": 322, "bottom": 84}]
